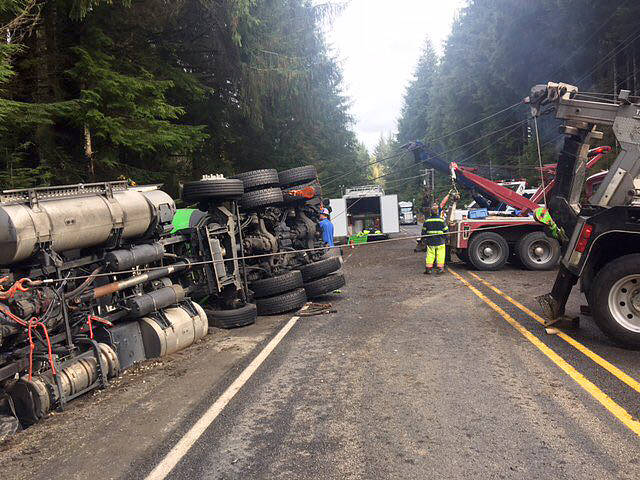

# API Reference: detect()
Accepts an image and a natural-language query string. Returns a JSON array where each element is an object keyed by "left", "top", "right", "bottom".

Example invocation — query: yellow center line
[
  {"left": 448, "top": 268, "right": 640, "bottom": 437},
  {"left": 467, "top": 271, "right": 640, "bottom": 395}
]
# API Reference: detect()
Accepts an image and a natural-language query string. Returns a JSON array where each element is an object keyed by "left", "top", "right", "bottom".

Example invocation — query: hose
[{"left": 64, "top": 266, "right": 103, "bottom": 299}]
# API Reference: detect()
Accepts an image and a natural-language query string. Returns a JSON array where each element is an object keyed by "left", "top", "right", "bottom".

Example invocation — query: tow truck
[
  {"left": 525, "top": 82, "right": 640, "bottom": 348},
  {"left": 406, "top": 142, "right": 608, "bottom": 271}
]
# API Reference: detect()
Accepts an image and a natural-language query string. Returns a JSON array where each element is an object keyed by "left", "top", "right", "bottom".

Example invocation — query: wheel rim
[
  {"left": 527, "top": 239, "right": 553, "bottom": 264},
  {"left": 476, "top": 239, "right": 502, "bottom": 265},
  {"left": 608, "top": 274, "right": 640, "bottom": 333}
]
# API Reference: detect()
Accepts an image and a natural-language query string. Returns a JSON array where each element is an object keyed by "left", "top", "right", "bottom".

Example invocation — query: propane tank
[{"left": 0, "top": 183, "right": 175, "bottom": 265}]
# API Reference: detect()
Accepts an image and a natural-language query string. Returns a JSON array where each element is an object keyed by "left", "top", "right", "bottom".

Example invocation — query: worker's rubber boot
[
  {"left": 436, "top": 268, "right": 445, "bottom": 275},
  {"left": 424, "top": 268, "right": 434, "bottom": 275}
]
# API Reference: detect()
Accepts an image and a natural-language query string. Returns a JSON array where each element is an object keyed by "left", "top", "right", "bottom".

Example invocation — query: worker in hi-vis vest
[{"left": 422, "top": 203, "right": 448, "bottom": 275}]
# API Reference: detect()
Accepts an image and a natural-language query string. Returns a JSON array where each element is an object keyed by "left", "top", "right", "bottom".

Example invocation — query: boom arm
[
  {"left": 525, "top": 82, "right": 640, "bottom": 322},
  {"left": 526, "top": 82, "right": 640, "bottom": 231},
  {"left": 407, "top": 142, "right": 542, "bottom": 214}
]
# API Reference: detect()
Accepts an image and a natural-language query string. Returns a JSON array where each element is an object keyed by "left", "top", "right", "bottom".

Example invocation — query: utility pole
[{"left": 420, "top": 168, "right": 435, "bottom": 210}]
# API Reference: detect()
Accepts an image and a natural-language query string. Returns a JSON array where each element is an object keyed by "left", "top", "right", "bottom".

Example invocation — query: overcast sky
[{"left": 325, "top": 0, "right": 465, "bottom": 151}]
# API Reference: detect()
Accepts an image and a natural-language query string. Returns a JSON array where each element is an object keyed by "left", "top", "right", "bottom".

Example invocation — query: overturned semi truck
[
  {"left": 0, "top": 166, "right": 344, "bottom": 432},
  {"left": 0, "top": 180, "right": 250, "bottom": 429}
]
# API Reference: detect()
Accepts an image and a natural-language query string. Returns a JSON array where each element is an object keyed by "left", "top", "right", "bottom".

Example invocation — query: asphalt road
[{"left": 3, "top": 225, "right": 640, "bottom": 479}]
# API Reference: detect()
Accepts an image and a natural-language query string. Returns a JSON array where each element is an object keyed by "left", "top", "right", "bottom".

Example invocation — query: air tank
[{"left": 0, "top": 183, "right": 176, "bottom": 265}]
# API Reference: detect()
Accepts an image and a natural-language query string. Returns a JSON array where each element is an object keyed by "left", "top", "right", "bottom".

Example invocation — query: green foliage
[{"left": 0, "top": 0, "right": 368, "bottom": 193}]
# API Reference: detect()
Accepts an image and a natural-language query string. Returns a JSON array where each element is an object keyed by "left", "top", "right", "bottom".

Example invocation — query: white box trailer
[{"left": 329, "top": 185, "right": 399, "bottom": 238}]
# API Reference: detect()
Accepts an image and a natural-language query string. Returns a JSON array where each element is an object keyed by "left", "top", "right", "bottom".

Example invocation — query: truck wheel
[
  {"left": 304, "top": 273, "right": 346, "bottom": 299},
  {"left": 256, "top": 288, "right": 307, "bottom": 316},
  {"left": 279, "top": 166, "right": 318, "bottom": 187},
  {"left": 232, "top": 169, "right": 279, "bottom": 192},
  {"left": 516, "top": 231, "right": 560, "bottom": 271},
  {"left": 299, "top": 256, "right": 342, "bottom": 282},
  {"left": 250, "top": 271, "right": 303, "bottom": 299},
  {"left": 240, "top": 187, "right": 284, "bottom": 209},
  {"left": 206, "top": 303, "right": 257, "bottom": 329},
  {"left": 591, "top": 254, "right": 640, "bottom": 348},
  {"left": 182, "top": 179, "right": 244, "bottom": 203},
  {"left": 468, "top": 232, "right": 509, "bottom": 271}
]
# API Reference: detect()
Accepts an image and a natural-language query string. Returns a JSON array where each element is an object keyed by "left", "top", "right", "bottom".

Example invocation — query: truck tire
[
  {"left": 516, "top": 231, "right": 560, "bottom": 271},
  {"left": 591, "top": 254, "right": 640, "bottom": 349},
  {"left": 468, "top": 232, "right": 509, "bottom": 271},
  {"left": 250, "top": 271, "right": 303, "bottom": 299},
  {"left": 206, "top": 303, "right": 257, "bottom": 329},
  {"left": 304, "top": 273, "right": 346, "bottom": 298},
  {"left": 299, "top": 256, "right": 342, "bottom": 282},
  {"left": 279, "top": 166, "right": 318, "bottom": 187},
  {"left": 256, "top": 288, "right": 307, "bottom": 316},
  {"left": 240, "top": 187, "right": 284, "bottom": 209},
  {"left": 182, "top": 179, "right": 244, "bottom": 203},
  {"left": 232, "top": 169, "right": 279, "bottom": 191}
]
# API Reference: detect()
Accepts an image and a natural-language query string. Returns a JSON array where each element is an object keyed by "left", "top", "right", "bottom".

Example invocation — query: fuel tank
[
  {"left": 0, "top": 182, "right": 176, "bottom": 264},
  {"left": 139, "top": 301, "right": 208, "bottom": 358}
]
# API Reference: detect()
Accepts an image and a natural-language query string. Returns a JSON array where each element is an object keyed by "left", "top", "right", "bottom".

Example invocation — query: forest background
[{"left": 1, "top": 0, "right": 638, "bottom": 202}]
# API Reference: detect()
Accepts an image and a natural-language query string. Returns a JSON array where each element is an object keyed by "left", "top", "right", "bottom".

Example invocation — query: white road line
[{"left": 145, "top": 308, "right": 306, "bottom": 480}]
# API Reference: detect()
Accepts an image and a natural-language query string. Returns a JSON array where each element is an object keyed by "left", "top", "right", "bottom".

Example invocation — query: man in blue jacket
[{"left": 319, "top": 209, "right": 334, "bottom": 247}]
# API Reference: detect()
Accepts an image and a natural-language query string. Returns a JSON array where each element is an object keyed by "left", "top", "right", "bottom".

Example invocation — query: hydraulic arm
[
  {"left": 407, "top": 142, "right": 546, "bottom": 214},
  {"left": 525, "top": 82, "right": 640, "bottom": 320}
]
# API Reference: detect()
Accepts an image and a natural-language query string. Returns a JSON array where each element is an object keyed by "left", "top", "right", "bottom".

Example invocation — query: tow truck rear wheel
[
  {"left": 516, "top": 231, "right": 560, "bottom": 271},
  {"left": 467, "top": 232, "right": 509, "bottom": 271},
  {"left": 591, "top": 254, "right": 640, "bottom": 349}
]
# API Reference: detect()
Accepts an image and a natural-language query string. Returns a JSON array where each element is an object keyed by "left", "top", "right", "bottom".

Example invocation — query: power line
[
  {"left": 575, "top": 26, "right": 640, "bottom": 86},
  {"left": 424, "top": 101, "right": 524, "bottom": 144},
  {"left": 548, "top": 0, "right": 631, "bottom": 81},
  {"left": 321, "top": 150, "right": 406, "bottom": 188},
  {"left": 433, "top": 120, "right": 528, "bottom": 159},
  {"left": 458, "top": 123, "right": 523, "bottom": 165}
]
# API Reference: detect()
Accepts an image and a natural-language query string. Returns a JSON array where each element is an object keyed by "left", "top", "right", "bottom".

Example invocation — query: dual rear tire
[
  {"left": 251, "top": 272, "right": 307, "bottom": 316},
  {"left": 465, "top": 231, "right": 559, "bottom": 271}
]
